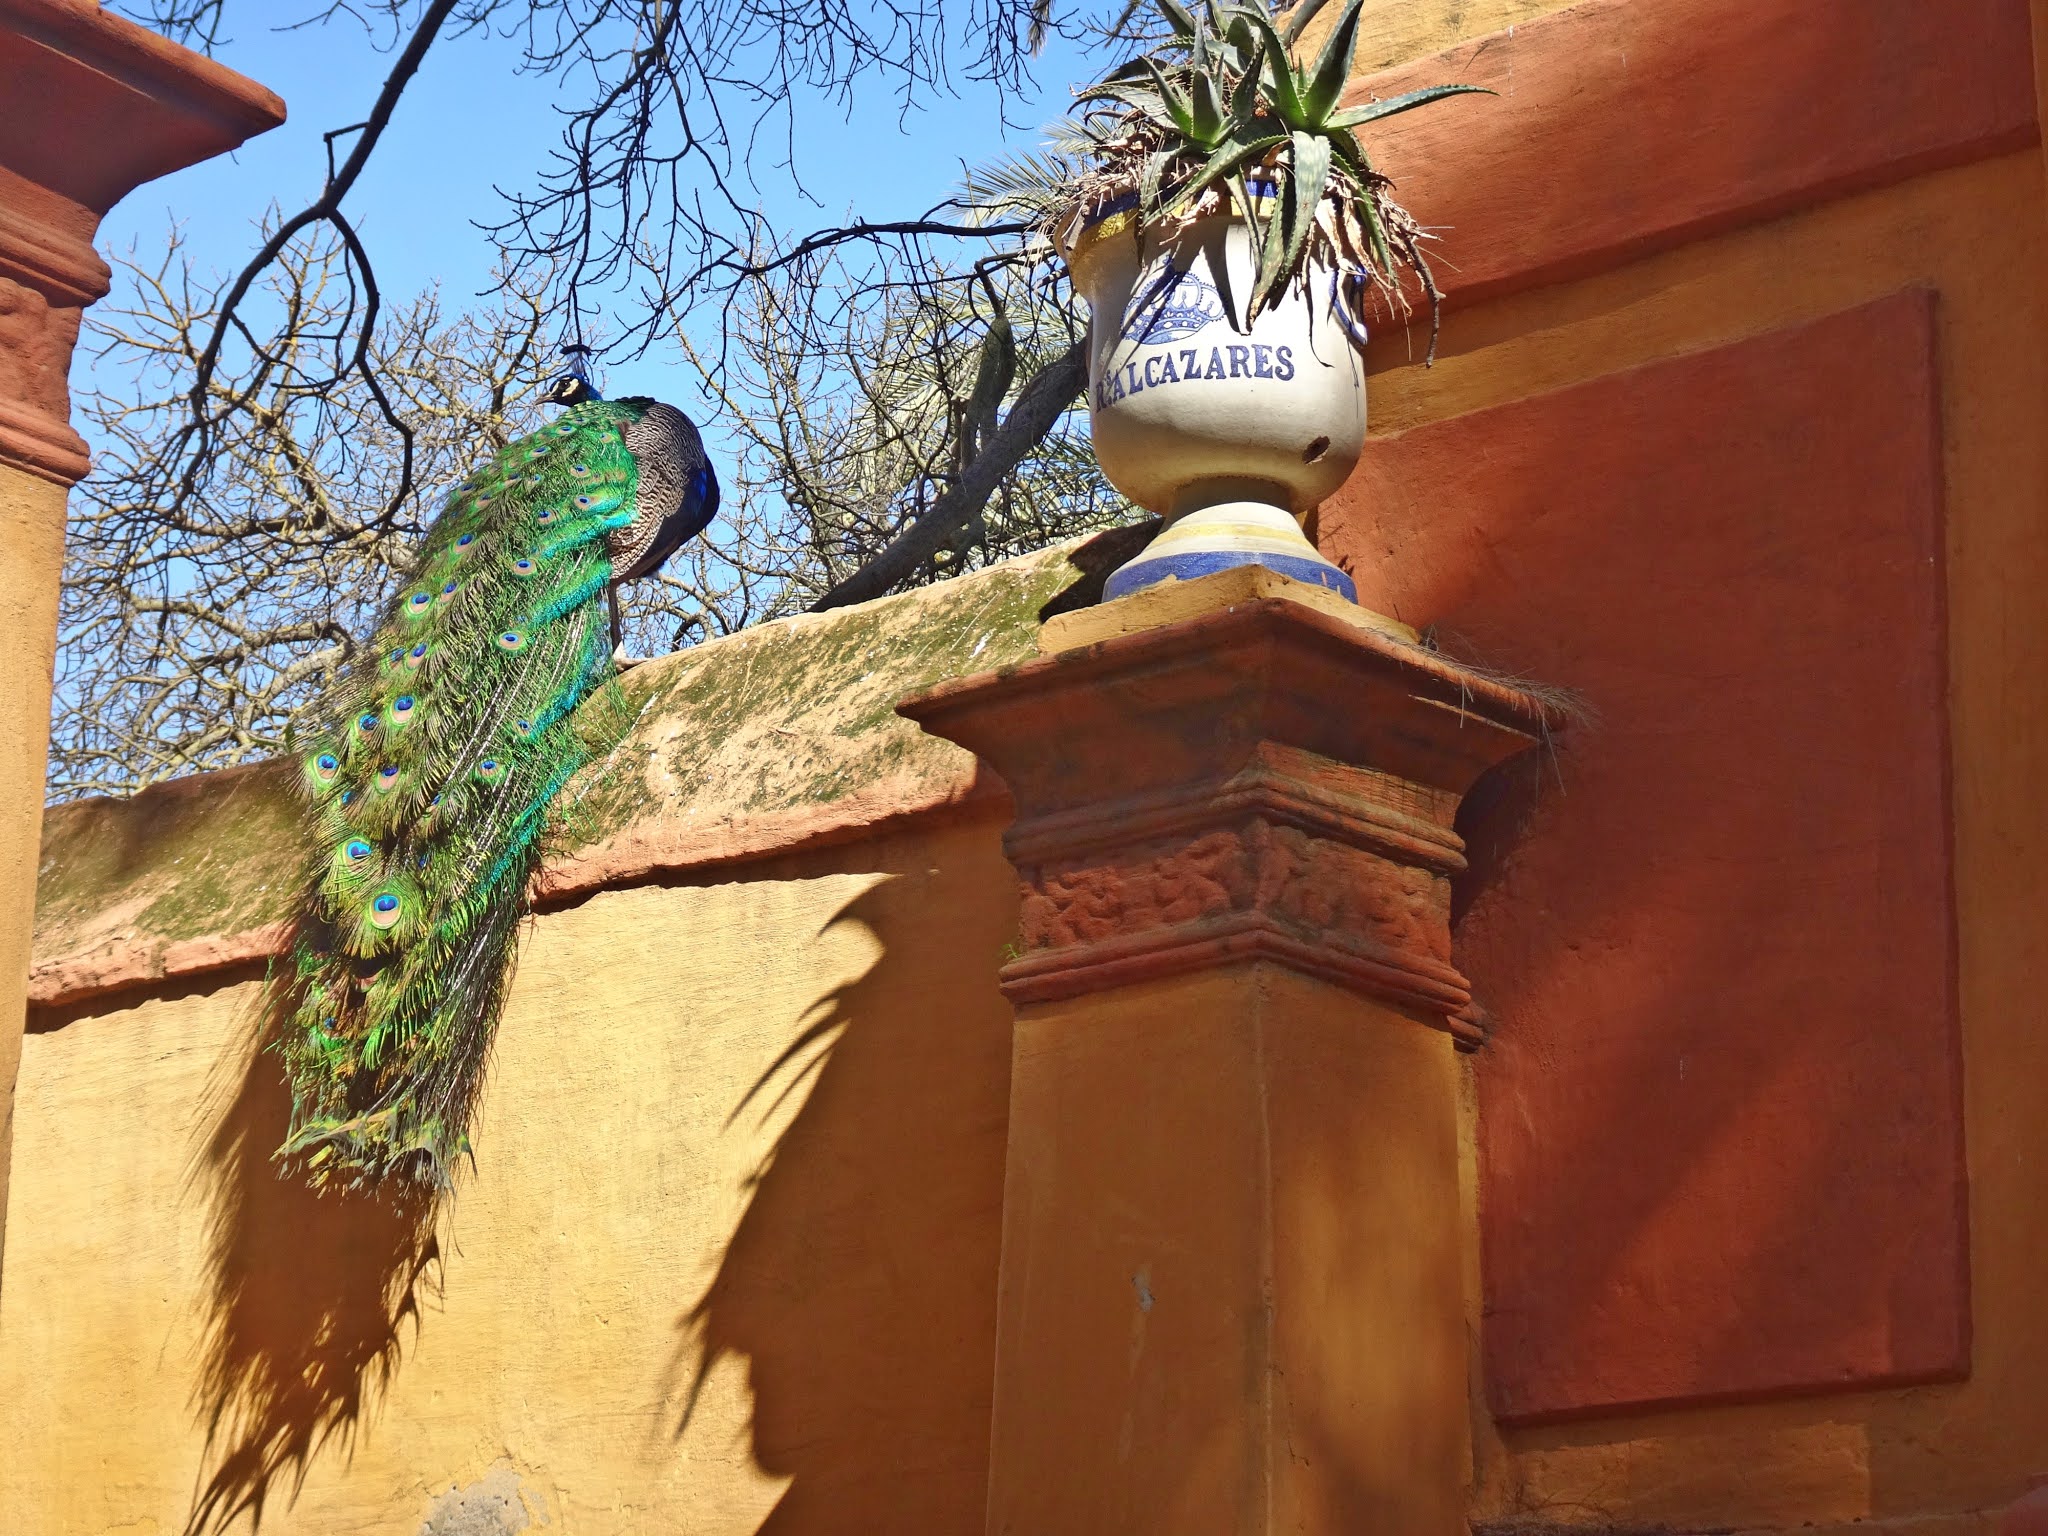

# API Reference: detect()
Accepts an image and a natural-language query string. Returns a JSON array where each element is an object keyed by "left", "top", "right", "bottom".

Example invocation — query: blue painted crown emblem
[{"left": 1124, "top": 267, "right": 1226, "bottom": 344}]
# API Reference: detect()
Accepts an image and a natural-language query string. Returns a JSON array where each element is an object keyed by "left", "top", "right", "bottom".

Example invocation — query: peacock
[{"left": 270, "top": 374, "right": 718, "bottom": 1191}]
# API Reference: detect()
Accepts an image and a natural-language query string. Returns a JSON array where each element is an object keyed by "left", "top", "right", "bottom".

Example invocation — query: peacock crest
[{"left": 271, "top": 395, "right": 717, "bottom": 1190}]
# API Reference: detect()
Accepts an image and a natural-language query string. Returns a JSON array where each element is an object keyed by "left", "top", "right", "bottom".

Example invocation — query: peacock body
[{"left": 273, "top": 395, "right": 717, "bottom": 1190}]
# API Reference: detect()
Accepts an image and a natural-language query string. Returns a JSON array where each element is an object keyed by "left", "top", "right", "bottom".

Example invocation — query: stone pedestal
[
  {"left": 0, "top": 0, "right": 283, "bottom": 1283},
  {"left": 900, "top": 569, "right": 1557, "bottom": 1535}
]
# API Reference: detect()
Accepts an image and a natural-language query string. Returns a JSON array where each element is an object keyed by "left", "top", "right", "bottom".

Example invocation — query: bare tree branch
[{"left": 809, "top": 335, "right": 1085, "bottom": 610}]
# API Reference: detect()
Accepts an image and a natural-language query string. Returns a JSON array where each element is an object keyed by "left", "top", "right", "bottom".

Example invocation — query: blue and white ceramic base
[{"left": 1104, "top": 499, "right": 1359, "bottom": 603}]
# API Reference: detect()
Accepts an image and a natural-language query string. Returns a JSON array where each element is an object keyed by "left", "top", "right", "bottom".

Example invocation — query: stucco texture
[
  {"left": 1, "top": 540, "right": 1140, "bottom": 1535},
  {"left": 0, "top": 460, "right": 68, "bottom": 1289},
  {"left": 1330, "top": 0, "right": 2048, "bottom": 1521}
]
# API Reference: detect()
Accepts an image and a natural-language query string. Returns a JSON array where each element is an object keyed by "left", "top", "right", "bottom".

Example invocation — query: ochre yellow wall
[
  {"left": 0, "top": 818, "right": 1018, "bottom": 1534},
  {"left": 0, "top": 462, "right": 67, "bottom": 1285}
]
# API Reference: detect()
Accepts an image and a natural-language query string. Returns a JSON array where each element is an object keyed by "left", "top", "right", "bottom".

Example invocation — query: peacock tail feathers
[{"left": 269, "top": 396, "right": 713, "bottom": 1191}]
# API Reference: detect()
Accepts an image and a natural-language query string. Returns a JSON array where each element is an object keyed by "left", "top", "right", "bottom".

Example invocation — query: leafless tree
[
  {"left": 54, "top": 0, "right": 1151, "bottom": 798},
  {"left": 53, "top": 213, "right": 1128, "bottom": 798},
  {"left": 102, "top": 0, "right": 1091, "bottom": 517}
]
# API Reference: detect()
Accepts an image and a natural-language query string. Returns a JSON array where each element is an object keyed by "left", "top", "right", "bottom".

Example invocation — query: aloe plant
[{"left": 1044, "top": 0, "right": 1488, "bottom": 346}]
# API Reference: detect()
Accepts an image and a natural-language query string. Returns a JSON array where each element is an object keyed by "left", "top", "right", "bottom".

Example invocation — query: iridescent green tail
[{"left": 272, "top": 401, "right": 648, "bottom": 1189}]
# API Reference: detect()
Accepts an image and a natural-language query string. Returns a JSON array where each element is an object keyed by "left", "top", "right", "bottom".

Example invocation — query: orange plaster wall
[
  {"left": 1347, "top": 289, "right": 1964, "bottom": 1424},
  {"left": 1324, "top": 149, "right": 2048, "bottom": 1529}
]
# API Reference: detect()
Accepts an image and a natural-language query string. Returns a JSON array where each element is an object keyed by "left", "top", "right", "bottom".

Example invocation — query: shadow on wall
[
  {"left": 182, "top": 1001, "right": 445, "bottom": 1536},
  {"left": 667, "top": 829, "right": 1017, "bottom": 1534}
]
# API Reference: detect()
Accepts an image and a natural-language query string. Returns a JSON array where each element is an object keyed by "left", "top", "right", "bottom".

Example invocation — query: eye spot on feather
[
  {"left": 374, "top": 765, "right": 402, "bottom": 795},
  {"left": 554, "top": 424, "right": 574, "bottom": 437},
  {"left": 511, "top": 717, "right": 536, "bottom": 740},
  {"left": 368, "top": 892, "right": 404, "bottom": 930},
  {"left": 357, "top": 712, "right": 379, "bottom": 736},
  {"left": 511, "top": 558, "right": 537, "bottom": 577},
  {"left": 437, "top": 580, "right": 459, "bottom": 606},
  {"left": 389, "top": 696, "right": 417, "bottom": 729},
  {"left": 476, "top": 493, "right": 495, "bottom": 508},
  {"left": 345, "top": 839, "right": 373, "bottom": 863},
  {"left": 570, "top": 463, "right": 590, "bottom": 477},
  {"left": 535, "top": 508, "right": 555, "bottom": 525},
  {"left": 407, "top": 591, "right": 432, "bottom": 614},
  {"left": 574, "top": 494, "right": 593, "bottom": 509},
  {"left": 307, "top": 752, "right": 341, "bottom": 790},
  {"left": 475, "top": 758, "right": 505, "bottom": 784},
  {"left": 496, "top": 630, "right": 527, "bottom": 652}
]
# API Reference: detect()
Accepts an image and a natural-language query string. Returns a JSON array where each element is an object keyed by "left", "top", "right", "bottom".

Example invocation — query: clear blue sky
[{"left": 95, "top": 8, "right": 1104, "bottom": 409}]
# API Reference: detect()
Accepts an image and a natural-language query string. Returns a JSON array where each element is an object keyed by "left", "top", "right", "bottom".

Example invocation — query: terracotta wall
[{"left": 1334, "top": 0, "right": 2048, "bottom": 1525}]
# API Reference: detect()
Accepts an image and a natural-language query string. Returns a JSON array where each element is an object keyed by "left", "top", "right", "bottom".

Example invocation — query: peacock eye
[
  {"left": 511, "top": 558, "right": 535, "bottom": 575},
  {"left": 456, "top": 533, "right": 474, "bottom": 547},
  {"left": 375, "top": 895, "right": 398, "bottom": 911},
  {"left": 408, "top": 592, "right": 431, "bottom": 609},
  {"left": 535, "top": 508, "right": 554, "bottom": 524},
  {"left": 570, "top": 463, "right": 589, "bottom": 477},
  {"left": 441, "top": 580, "right": 458, "bottom": 595},
  {"left": 495, "top": 630, "right": 525, "bottom": 652},
  {"left": 357, "top": 713, "right": 378, "bottom": 732},
  {"left": 574, "top": 494, "right": 593, "bottom": 509},
  {"left": 345, "top": 840, "right": 372, "bottom": 861},
  {"left": 316, "top": 754, "right": 338, "bottom": 773}
]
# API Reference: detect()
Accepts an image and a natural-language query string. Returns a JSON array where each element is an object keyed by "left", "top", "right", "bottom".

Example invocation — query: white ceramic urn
[{"left": 1064, "top": 193, "right": 1366, "bottom": 601}]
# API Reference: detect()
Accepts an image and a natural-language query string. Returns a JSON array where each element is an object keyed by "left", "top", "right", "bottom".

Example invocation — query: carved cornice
[
  {"left": 0, "top": 1, "right": 283, "bottom": 486},
  {"left": 901, "top": 586, "right": 1559, "bottom": 1035},
  {"left": 0, "top": 202, "right": 109, "bottom": 309},
  {"left": 0, "top": 396, "right": 90, "bottom": 486},
  {"left": 0, "top": 0, "right": 287, "bottom": 215}
]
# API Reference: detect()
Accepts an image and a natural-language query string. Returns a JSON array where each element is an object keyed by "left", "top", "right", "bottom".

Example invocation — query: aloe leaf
[
  {"left": 1141, "top": 57, "right": 1199, "bottom": 137},
  {"left": 1230, "top": 34, "right": 1265, "bottom": 123},
  {"left": 1139, "top": 148, "right": 1175, "bottom": 222},
  {"left": 1249, "top": 160, "right": 1290, "bottom": 318},
  {"left": 1163, "top": 131, "right": 1287, "bottom": 215},
  {"left": 1156, "top": 0, "right": 1201, "bottom": 37},
  {"left": 1190, "top": 68, "right": 1228, "bottom": 145},
  {"left": 1302, "top": 0, "right": 1364, "bottom": 125},
  {"left": 1280, "top": 129, "right": 1330, "bottom": 279},
  {"left": 1326, "top": 83, "right": 1493, "bottom": 130},
  {"left": 1238, "top": 9, "right": 1307, "bottom": 127},
  {"left": 1279, "top": 0, "right": 1329, "bottom": 46}
]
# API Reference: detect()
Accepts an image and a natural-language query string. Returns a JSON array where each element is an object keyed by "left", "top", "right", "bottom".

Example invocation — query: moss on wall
[{"left": 32, "top": 536, "right": 1128, "bottom": 997}]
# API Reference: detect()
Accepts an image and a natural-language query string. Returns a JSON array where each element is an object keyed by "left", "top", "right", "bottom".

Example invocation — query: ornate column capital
[
  {"left": 901, "top": 570, "right": 1558, "bottom": 1041},
  {"left": 0, "top": 0, "right": 285, "bottom": 484}
]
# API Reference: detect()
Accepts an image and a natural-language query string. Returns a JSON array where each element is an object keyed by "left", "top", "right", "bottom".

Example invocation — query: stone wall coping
[{"left": 28, "top": 533, "right": 1141, "bottom": 1015}]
